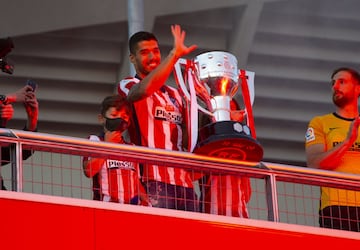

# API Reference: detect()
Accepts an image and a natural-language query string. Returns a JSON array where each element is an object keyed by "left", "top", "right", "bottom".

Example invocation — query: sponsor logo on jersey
[
  {"left": 333, "top": 141, "right": 360, "bottom": 152},
  {"left": 305, "top": 127, "right": 315, "bottom": 142},
  {"left": 155, "top": 106, "right": 182, "bottom": 124},
  {"left": 107, "top": 160, "right": 135, "bottom": 170}
]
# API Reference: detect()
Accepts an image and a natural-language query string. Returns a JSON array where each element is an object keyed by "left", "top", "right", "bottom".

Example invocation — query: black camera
[{"left": 0, "top": 37, "right": 14, "bottom": 74}]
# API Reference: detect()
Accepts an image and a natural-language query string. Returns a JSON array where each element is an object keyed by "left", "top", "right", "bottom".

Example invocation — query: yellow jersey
[{"left": 305, "top": 113, "right": 360, "bottom": 209}]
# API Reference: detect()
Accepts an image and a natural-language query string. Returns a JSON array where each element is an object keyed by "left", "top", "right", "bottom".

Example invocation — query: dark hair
[
  {"left": 129, "top": 31, "right": 158, "bottom": 54},
  {"left": 100, "top": 95, "right": 131, "bottom": 116},
  {"left": 331, "top": 67, "right": 360, "bottom": 84}
]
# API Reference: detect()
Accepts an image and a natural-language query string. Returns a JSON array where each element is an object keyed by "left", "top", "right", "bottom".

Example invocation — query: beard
[
  {"left": 332, "top": 92, "right": 350, "bottom": 108},
  {"left": 136, "top": 61, "right": 159, "bottom": 77},
  {"left": 133, "top": 53, "right": 160, "bottom": 75}
]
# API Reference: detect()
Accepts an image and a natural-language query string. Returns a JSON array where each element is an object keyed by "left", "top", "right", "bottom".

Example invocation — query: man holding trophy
[{"left": 118, "top": 23, "right": 263, "bottom": 216}]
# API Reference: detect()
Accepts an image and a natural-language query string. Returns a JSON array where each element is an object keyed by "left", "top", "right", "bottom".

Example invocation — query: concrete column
[{"left": 127, "top": 0, "right": 144, "bottom": 76}]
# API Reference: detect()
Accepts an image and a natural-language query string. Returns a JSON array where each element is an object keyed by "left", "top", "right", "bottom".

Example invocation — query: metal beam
[
  {"left": 0, "top": 0, "right": 281, "bottom": 37},
  {"left": 228, "top": 1, "right": 264, "bottom": 68}
]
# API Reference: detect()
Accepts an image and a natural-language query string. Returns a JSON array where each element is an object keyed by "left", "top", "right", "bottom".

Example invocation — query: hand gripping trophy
[{"left": 174, "top": 51, "right": 263, "bottom": 162}]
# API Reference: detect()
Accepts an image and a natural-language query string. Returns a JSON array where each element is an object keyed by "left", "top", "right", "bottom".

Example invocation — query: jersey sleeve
[
  {"left": 82, "top": 135, "right": 100, "bottom": 162},
  {"left": 305, "top": 116, "right": 325, "bottom": 148},
  {"left": 117, "top": 77, "right": 140, "bottom": 97}
]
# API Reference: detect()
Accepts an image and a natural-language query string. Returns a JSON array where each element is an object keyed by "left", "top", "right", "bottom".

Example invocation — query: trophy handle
[
  {"left": 174, "top": 59, "right": 213, "bottom": 116},
  {"left": 239, "top": 69, "right": 256, "bottom": 139},
  {"left": 174, "top": 58, "right": 191, "bottom": 101},
  {"left": 244, "top": 70, "right": 255, "bottom": 106},
  {"left": 174, "top": 59, "right": 212, "bottom": 152}
]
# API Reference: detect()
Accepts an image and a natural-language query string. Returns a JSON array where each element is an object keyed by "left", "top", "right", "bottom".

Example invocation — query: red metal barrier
[{"left": 1, "top": 191, "right": 359, "bottom": 249}]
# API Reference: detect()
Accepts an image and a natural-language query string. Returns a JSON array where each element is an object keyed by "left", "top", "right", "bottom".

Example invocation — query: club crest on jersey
[
  {"left": 165, "top": 105, "right": 175, "bottom": 112},
  {"left": 107, "top": 159, "right": 135, "bottom": 170},
  {"left": 169, "top": 97, "right": 180, "bottom": 109},
  {"left": 155, "top": 106, "right": 182, "bottom": 124},
  {"left": 305, "top": 127, "right": 315, "bottom": 142}
]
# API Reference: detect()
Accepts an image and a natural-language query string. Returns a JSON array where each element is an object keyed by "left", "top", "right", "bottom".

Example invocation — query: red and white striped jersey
[
  {"left": 85, "top": 135, "right": 145, "bottom": 204},
  {"left": 118, "top": 77, "right": 193, "bottom": 187},
  {"left": 203, "top": 175, "right": 251, "bottom": 218}
]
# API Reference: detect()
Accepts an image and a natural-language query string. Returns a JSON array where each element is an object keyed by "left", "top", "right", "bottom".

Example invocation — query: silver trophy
[{"left": 174, "top": 51, "right": 263, "bottom": 162}]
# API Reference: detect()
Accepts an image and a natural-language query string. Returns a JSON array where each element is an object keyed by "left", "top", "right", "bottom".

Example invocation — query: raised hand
[
  {"left": 5, "top": 85, "right": 34, "bottom": 103},
  {"left": 23, "top": 91, "right": 39, "bottom": 131},
  {"left": 347, "top": 116, "right": 360, "bottom": 146},
  {"left": 171, "top": 24, "right": 197, "bottom": 59}
]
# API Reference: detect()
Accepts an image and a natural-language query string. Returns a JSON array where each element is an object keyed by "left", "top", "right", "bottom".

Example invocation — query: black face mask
[{"left": 104, "top": 117, "right": 129, "bottom": 132}]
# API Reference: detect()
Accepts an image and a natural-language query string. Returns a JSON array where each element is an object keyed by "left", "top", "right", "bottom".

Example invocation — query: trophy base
[{"left": 194, "top": 121, "right": 264, "bottom": 162}]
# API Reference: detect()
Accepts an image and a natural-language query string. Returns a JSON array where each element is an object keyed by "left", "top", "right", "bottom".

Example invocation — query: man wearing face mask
[{"left": 82, "top": 95, "right": 149, "bottom": 205}]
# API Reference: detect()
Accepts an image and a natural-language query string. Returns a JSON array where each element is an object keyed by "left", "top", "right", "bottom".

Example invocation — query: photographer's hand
[
  {"left": 5, "top": 85, "right": 33, "bottom": 103},
  {"left": 0, "top": 103, "right": 14, "bottom": 127},
  {"left": 24, "top": 91, "right": 38, "bottom": 131}
]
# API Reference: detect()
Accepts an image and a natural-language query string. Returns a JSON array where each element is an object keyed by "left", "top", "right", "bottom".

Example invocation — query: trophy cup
[{"left": 174, "top": 51, "right": 263, "bottom": 162}]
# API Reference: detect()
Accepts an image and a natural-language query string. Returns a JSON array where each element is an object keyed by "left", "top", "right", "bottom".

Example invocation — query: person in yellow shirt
[{"left": 305, "top": 67, "right": 360, "bottom": 232}]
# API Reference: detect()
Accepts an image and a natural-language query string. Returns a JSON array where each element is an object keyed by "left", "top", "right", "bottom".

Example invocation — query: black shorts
[{"left": 319, "top": 205, "right": 360, "bottom": 232}]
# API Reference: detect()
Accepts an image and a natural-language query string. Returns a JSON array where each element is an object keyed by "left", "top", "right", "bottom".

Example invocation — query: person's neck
[
  {"left": 135, "top": 74, "right": 143, "bottom": 80},
  {"left": 335, "top": 105, "right": 359, "bottom": 119}
]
